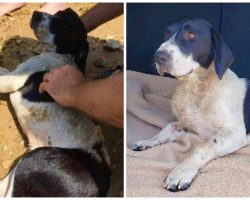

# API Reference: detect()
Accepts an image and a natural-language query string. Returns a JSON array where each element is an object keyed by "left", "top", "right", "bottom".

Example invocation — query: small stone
[
  {"left": 94, "top": 57, "right": 106, "bottom": 67},
  {"left": 7, "top": 16, "right": 15, "bottom": 21},
  {"left": 3, "top": 145, "right": 8, "bottom": 151},
  {"left": 103, "top": 39, "right": 122, "bottom": 51},
  {"left": 20, "top": 8, "right": 30, "bottom": 15},
  {"left": 15, "top": 39, "right": 22, "bottom": 45}
]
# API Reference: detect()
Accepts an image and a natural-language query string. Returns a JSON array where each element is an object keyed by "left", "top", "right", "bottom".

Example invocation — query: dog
[
  {"left": 0, "top": 8, "right": 111, "bottom": 197},
  {"left": 132, "top": 18, "right": 250, "bottom": 192}
]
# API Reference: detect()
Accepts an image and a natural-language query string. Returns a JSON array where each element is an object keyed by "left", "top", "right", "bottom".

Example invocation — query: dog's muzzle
[
  {"left": 30, "top": 11, "right": 43, "bottom": 30},
  {"left": 154, "top": 50, "right": 172, "bottom": 74}
]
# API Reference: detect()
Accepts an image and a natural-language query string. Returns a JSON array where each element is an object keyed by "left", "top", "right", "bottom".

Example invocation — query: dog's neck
[
  {"left": 44, "top": 43, "right": 84, "bottom": 73},
  {"left": 176, "top": 63, "right": 236, "bottom": 94},
  {"left": 45, "top": 43, "right": 57, "bottom": 53}
]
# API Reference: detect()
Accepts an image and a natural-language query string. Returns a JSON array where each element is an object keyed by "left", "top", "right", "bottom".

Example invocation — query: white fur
[
  {"left": 0, "top": 167, "right": 17, "bottom": 197},
  {"left": 156, "top": 34, "right": 199, "bottom": 78},
  {"left": 163, "top": 68, "right": 247, "bottom": 190},
  {"left": 132, "top": 122, "right": 187, "bottom": 150}
]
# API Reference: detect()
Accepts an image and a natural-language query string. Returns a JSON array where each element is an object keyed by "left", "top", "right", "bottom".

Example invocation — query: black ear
[
  {"left": 54, "top": 8, "right": 76, "bottom": 17},
  {"left": 212, "top": 29, "right": 234, "bottom": 79}
]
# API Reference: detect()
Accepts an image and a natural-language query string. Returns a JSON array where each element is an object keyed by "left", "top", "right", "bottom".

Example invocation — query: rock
[
  {"left": 103, "top": 39, "right": 122, "bottom": 51},
  {"left": 15, "top": 39, "right": 22, "bottom": 45},
  {"left": 94, "top": 57, "right": 106, "bottom": 67},
  {"left": 32, "top": 45, "right": 42, "bottom": 55}
]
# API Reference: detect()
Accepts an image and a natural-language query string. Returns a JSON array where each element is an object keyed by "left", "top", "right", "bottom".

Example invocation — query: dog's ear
[
  {"left": 54, "top": 8, "right": 76, "bottom": 17},
  {"left": 212, "top": 29, "right": 234, "bottom": 79}
]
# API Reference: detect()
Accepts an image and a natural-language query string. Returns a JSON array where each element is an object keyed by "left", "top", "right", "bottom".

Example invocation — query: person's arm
[
  {"left": 39, "top": 65, "right": 123, "bottom": 128},
  {"left": 81, "top": 3, "right": 123, "bottom": 32},
  {"left": 0, "top": 3, "right": 25, "bottom": 17}
]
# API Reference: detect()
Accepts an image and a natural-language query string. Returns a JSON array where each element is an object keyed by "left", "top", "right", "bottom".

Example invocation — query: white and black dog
[
  {"left": 0, "top": 9, "right": 111, "bottom": 197},
  {"left": 132, "top": 18, "right": 250, "bottom": 192}
]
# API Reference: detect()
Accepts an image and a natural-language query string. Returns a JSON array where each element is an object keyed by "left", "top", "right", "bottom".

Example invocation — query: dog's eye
[{"left": 187, "top": 32, "right": 196, "bottom": 40}]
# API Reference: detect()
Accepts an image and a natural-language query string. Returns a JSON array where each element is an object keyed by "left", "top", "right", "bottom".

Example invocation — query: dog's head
[
  {"left": 30, "top": 8, "right": 89, "bottom": 73},
  {"left": 154, "top": 18, "right": 234, "bottom": 79}
]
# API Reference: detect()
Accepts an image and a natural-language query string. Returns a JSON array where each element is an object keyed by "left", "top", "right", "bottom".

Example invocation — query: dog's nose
[
  {"left": 154, "top": 50, "right": 171, "bottom": 65},
  {"left": 30, "top": 11, "right": 43, "bottom": 29}
]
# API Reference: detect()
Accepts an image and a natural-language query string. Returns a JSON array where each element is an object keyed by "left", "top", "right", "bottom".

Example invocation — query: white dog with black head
[
  {"left": 132, "top": 18, "right": 250, "bottom": 192},
  {"left": 0, "top": 9, "right": 111, "bottom": 197}
]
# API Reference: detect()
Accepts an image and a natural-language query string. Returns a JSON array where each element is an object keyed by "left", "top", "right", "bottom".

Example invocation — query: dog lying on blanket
[
  {"left": 0, "top": 9, "right": 111, "bottom": 197},
  {"left": 132, "top": 18, "right": 250, "bottom": 192}
]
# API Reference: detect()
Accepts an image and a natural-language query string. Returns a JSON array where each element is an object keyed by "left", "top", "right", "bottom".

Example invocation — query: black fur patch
[
  {"left": 13, "top": 147, "right": 111, "bottom": 197},
  {"left": 21, "top": 71, "right": 54, "bottom": 102}
]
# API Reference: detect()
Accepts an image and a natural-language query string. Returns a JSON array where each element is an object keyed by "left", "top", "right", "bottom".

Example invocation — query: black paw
[
  {"left": 178, "top": 183, "right": 190, "bottom": 191},
  {"left": 131, "top": 144, "right": 143, "bottom": 151},
  {"left": 168, "top": 185, "right": 178, "bottom": 192},
  {"left": 166, "top": 182, "right": 190, "bottom": 192}
]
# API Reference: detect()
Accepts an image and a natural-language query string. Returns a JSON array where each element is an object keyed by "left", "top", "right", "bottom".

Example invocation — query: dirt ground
[{"left": 0, "top": 3, "right": 123, "bottom": 197}]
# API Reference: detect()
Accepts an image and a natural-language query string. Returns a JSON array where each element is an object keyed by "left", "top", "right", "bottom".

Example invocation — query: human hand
[{"left": 39, "top": 65, "right": 86, "bottom": 107}]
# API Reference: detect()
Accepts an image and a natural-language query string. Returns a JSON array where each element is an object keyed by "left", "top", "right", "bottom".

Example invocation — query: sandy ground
[{"left": 0, "top": 3, "right": 123, "bottom": 197}]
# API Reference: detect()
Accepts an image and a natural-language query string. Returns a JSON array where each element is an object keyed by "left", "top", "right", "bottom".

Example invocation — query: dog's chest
[{"left": 172, "top": 84, "right": 218, "bottom": 139}]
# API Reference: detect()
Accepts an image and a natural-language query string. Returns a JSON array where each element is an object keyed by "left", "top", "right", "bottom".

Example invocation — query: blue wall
[{"left": 127, "top": 3, "right": 250, "bottom": 78}]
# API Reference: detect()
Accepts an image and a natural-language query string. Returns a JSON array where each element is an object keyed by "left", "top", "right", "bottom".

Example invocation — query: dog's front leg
[
  {"left": 164, "top": 129, "right": 247, "bottom": 192},
  {"left": 132, "top": 121, "right": 187, "bottom": 151},
  {"left": 0, "top": 71, "right": 32, "bottom": 93}
]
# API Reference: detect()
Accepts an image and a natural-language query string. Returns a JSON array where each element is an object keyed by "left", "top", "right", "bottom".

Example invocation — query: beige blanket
[{"left": 127, "top": 70, "right": 250, "bottom": 197}]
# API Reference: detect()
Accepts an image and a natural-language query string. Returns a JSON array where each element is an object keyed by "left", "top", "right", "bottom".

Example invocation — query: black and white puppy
[
  {"left": 0, "top": 8, "right": 111, "bottom": 197},
  {"left": 132, "top": 18, "right": 250, "bottom": 191}
]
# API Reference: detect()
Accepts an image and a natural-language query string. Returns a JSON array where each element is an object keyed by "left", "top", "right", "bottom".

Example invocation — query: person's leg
[
  {"left": 39, "top": 3, "right": 65, "bottom": 15},
  {"left": 0, "top": 3, "right": 26, "bottom": 17}
]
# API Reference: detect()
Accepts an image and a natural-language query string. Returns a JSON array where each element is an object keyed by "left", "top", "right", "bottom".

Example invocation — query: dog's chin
[
  {"left": 171, "top": 69, "right": 194, "bottom": 79},
  {"left": 33, "top": 31, "right": 44, "bottom": 42},
  {"left": 156, "top": 66, "right": 170, "bottom": 76}
]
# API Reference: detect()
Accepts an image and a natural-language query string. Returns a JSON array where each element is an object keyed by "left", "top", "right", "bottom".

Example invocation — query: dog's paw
[
  {"left": 131, "top": 140, "right": 153, "bottom": 151},
  {"left": 164, "top": 163, "right": 197, "bottom": 192},
  {"left": 0, "top": 67, "right": 9, "bottom": 75}
]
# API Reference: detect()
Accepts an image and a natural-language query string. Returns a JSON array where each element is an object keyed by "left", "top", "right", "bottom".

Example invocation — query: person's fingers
[
  {"left": 43, "top": 73, "right": 50, "bottom": 82},
  {"left": 39, "top": 82, "right": 49, "bottom": 94}
]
